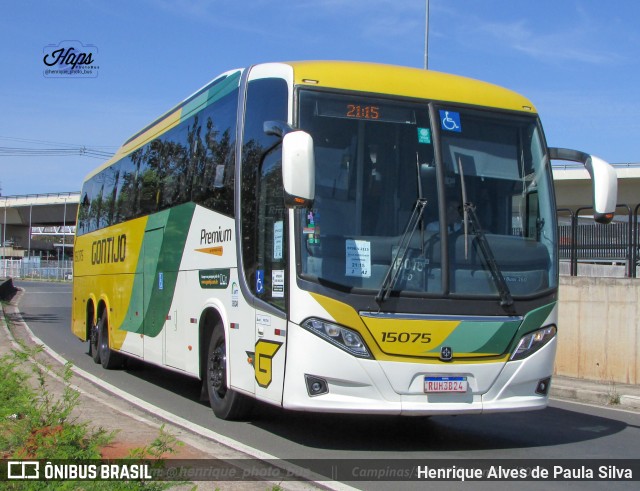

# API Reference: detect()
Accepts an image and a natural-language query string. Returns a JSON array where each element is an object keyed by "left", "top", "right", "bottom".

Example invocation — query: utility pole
[{"left": 424, "top": 0, "right": 430, "bottom": 70}]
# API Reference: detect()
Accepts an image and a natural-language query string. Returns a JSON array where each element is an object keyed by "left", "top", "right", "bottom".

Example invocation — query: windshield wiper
[
  {"left": 375, "top": 199, "right": 428, "bottom": 306},
  {"left": 456, "top": 155, "right": 513, "bottom": 309},
  {"left": 463, "top": 202, "right": 514, "bottom": 308}
]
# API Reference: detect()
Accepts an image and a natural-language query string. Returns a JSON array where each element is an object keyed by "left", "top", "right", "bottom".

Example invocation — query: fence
[
  {"left": 0, "top": 259, "right": 73, "bottom": 281},
  {"left": 558, "top": 204, "right": 640, "bottom": 278}
]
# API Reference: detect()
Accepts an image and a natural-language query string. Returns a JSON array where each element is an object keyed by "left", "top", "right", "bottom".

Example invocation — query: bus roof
[
  {"left": 86, "top": 61, "right": 537, "bottom": 182},
  {"left": 286, "top": 60, "right": 536, "bottom": 114}
]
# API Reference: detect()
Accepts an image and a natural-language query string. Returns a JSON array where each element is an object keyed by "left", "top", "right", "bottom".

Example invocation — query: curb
[
  {"left": 551, "top": 382, "right": 640, "bottom": 411},
  {"left": 551, "top": 385, "right": 615, "bottom": 407}
]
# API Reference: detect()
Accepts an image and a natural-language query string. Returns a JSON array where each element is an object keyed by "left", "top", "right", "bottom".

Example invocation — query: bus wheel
[
  {"left": 89, "top": 321, "right": 100, "bottom": 364},
  {"left": 206, "top": 327, "right": 253, "bottom": 420},
  {"left": 97, "top": 314, "right": 123, "bottom": 369}
]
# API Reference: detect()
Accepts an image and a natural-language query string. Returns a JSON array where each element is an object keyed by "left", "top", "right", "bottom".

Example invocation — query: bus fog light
[
  {"left": 301, "top": 318, "right": 372, "bottom": 358},
  {"left": 536, "top": 377, "right": 551, "bottom": 395},
  {"left": 305, "top": 375, "right": 329, "bottom": 396},
  {"left": 510, "top": 325, "right": 557, "bottom": 361}
]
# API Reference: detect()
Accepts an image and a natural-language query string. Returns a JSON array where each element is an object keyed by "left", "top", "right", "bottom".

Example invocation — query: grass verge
[{"left": 0, "top": 322, "right": 186, "bottom": 490}]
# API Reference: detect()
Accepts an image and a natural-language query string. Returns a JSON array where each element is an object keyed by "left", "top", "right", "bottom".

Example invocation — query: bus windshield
[{"left": 297, "top": 90, "right": 557, "bottom": 299}]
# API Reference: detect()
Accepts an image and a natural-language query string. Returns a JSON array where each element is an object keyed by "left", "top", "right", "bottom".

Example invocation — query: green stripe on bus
[
  {"left": 425, "top": 302, "right": 555, "bottom": 356},
  {"left": 120, "top": 203, "right": 196, "bottom": 337},
  {"left": 180, "top": 71, "right": 241, "bottom": 122},
  {"left": 427, "top": 320, "right": 520, "bottom": 355}
]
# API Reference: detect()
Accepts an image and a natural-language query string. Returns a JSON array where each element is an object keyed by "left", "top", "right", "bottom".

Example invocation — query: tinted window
[
  {"left": 77, "top": 74, "right": 240, "bottom": 236},
  {"left": 240, "top": 78, "right": 288, "bottom": 302}
]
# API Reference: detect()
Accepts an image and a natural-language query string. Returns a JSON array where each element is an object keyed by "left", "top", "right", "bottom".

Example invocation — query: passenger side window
[
  {"left": 240, "top": 77, "right": 288, "bottom": 308},
  {"left": 255, "top": 148, "right": 286, "bottom": 309}
]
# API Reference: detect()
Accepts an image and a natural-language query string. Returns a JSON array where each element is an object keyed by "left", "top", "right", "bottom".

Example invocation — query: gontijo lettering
[{"left": 91, "top": 234, "right": 126, "bottom": 265}]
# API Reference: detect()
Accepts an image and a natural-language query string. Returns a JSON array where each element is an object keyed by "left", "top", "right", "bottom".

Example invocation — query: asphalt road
[{"left": 12, "top": 280, "right": 640, "bottom": 490}]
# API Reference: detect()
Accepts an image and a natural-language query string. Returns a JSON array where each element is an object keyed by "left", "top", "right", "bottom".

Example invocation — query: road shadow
[
  {"left": 119, "top": 358, "right": 203, "bottom": 403},
  {"left": 112, "top": 358, "right": 628, "bottom": 453},
  {"left": 247, "top": 404, "right": 628, "bottom": 453}
]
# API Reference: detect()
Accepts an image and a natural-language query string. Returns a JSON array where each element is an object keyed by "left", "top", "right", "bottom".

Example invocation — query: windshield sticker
[
  {"left": 304, "top": 210, "right": 320, "bottom": 244},
  {"left": 346, "top": 239, "right": 371, "bottom": 278},
  {"left": 439, "top": 110, "right": 462, "bottom": 133},
  {"left": 417, "top": 127, "right": 432, "bottom": 144},
  {"left": 273, "top": 221, "right": 283, "bottom": 260},
  {"left": 272, "top": 270, "right": 285, "bottom": 298}
]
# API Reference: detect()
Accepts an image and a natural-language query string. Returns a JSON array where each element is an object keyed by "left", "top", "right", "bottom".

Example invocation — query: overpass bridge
[
  {"left": 553, "top": 162, "right": 640, "bottom": 214},
  {"left": 0, "top": 192, "right": 78, "bottom": 259}
]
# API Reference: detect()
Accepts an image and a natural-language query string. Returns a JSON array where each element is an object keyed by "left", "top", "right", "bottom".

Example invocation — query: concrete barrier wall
[{"left": 556, "top": 276, "right": 640, "bottom": 384}]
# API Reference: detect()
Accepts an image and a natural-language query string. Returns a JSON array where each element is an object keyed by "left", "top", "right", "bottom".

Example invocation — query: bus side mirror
[
  {"left": 549, "top": 147, "right": 617, "bottom": 224},
  {"left": 282, "top": 131, "right": 315, "bottom": 208}
]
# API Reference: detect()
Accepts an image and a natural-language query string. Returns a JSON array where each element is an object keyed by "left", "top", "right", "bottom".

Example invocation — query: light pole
[
  {"left": 424, "top": 0, "right": 430, "bottom": 70},
  {"left": 2, "top": 198, "right": 6, "bottom": 278},
  {"left": 63, "top": 197, "right": 67, "bottom": 261}
]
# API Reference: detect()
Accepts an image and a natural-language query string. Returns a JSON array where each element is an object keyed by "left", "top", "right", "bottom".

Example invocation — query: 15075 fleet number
[{"left": 380, "top": 332, "right": 432, "bottom": 344}]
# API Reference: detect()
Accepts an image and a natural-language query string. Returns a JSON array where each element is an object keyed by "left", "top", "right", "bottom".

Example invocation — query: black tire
[
  {"left": 206, "top": 327, "right": 253, "bottom": 420},
  {"left": 97, "top": 313, "right": 124, "bottom": 369},
  {"left": 89, "top": 320, "right": 100, "bottom": 364}
]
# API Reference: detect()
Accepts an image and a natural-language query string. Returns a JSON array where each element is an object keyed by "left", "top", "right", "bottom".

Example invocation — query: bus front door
[{"left": 253, "top": 308, "right": 287, "bottom": 406}]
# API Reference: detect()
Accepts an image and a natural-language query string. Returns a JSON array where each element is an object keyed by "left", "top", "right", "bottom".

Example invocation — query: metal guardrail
[
  {"left": 552, "top": 162, "right": 640, "bottom": 170},
  {"left": 1, "top": 191, "right": 80, "bottom": 201},
  {"left": 558, "top": 204, "right": 640, "bottom": 278}
]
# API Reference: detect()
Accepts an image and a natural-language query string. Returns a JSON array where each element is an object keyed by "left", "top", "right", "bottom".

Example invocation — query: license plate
[{"left": 424, "top": 376, "right": 467, "bottom": 393}]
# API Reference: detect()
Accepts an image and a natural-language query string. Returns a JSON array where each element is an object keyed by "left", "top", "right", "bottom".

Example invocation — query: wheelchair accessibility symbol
[
  {"left": 256, "top": 269, "right": 265, "bottom": 294},
  {"left": 440, "top": 110, "right": 462, "bottom": 132}
]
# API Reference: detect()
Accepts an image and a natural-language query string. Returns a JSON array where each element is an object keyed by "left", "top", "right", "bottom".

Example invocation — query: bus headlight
[
  {"left": 510, "top": 325, "right": 557, "bottom": 361},
  {"left": 301, "top": 318, "right": 372, "bottom": 359}
]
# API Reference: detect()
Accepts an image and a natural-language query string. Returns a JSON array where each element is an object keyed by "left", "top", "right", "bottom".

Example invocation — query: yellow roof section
[{"left": 286, "top": 61, "right": 537, "bottom": 114}]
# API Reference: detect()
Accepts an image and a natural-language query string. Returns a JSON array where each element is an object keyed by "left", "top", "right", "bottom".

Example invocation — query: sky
[{"left": 1, "top": 0, "right": 639, "bottom": 196}]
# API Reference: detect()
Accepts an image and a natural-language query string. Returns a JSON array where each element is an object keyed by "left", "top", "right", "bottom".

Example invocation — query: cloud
[
  {"left": 431, "top": 1, "right": 625, "bottom": 67},
  {"left": 477, "top": 19, "right": 622, "bottom": 65}
]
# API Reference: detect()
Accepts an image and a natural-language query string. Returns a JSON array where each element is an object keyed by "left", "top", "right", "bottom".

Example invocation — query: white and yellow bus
[{"left": 72, "top": 61, "right": 616, "bottom": 419}]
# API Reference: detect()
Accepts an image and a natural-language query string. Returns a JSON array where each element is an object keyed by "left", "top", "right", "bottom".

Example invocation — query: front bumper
[{"left": 282, "top": 322, "right": 556, "bottom": 415}]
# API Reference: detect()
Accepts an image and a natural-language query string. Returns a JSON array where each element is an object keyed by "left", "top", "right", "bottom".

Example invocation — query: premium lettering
[
  {"left": 200, "top": 227, "right": 232, "bottom": 245},
  {"left": 91, "top": 234, "right": 126, "bottom": 265}
]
